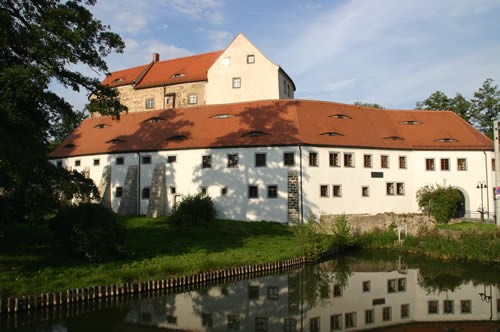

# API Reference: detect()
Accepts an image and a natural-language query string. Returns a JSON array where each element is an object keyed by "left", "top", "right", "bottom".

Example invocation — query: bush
[
  {"left": 331, "top": 214, "right": 355, "bottom": 249},
  {"left": 417, "top": 185, "right": 462, "bottom": 224},
  {"left": 293, "top": 213, "right": 330, "bottom": 260},
  {"left": 170, "top": 193, "right": 216, "bottom": 225},
  {"left": 51, "top": 203, "right": 127, "bottom": 261}
]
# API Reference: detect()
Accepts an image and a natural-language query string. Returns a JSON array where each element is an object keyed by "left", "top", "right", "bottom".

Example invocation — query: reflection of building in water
[{"left": 124, "top": 269, "right": 500, "bottom": 331}]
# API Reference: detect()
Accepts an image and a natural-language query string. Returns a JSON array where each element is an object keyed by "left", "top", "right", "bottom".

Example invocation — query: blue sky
[{"left": 60, "top": 0, "right": 500, "bottom": 111}]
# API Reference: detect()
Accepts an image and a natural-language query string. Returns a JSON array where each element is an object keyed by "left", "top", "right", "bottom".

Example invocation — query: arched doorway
[{"left": 455, "top": 189, "right": 465, "bottom": 218}]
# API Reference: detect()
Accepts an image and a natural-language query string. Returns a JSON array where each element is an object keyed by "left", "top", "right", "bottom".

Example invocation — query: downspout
[
  {"left": 483, "top": 151, "right": 490, "bottom": 218},
  {"left": 137, "top": 152, "right": 141, "bottom": 216},
  {"left": 299, "top": 145, "right": 304, "bottom": 224}
]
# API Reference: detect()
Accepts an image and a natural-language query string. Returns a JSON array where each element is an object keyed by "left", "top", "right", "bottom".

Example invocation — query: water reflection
[{"left": 3, "top": 252, "right": 500, "bottom": 331}]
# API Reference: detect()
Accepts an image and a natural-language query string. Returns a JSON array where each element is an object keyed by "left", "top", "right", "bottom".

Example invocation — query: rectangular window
[
  {"left": 345, "top": 312, "right": 356, "bottom": 328},
  {"left": 248, "top": 285, "right": 259, "bottom": 300},
  {"left": 255, "top": 317, "right": 268, "bottom": 332},
  {"left": 115, "top": 187, "right": 123, "bottom": 198},
  {"left": 362, "top": 186, "right": 369, "bottom": 197},
  {"left": 267, "top": 185, "right": 278, "bottom": 199},
  {"left": 363, "top": 281, "right": 371, "bottom": 292},
  {"left": 227, "top": 154, "right": 238, "bottom": 168},
  {"left": 247, "top": 54, "right": 255, "bottom": 64},
  {"left": 142, "top": 156, "right": 151, "bottom": 164},
  {"left": 309, "top": 317, "right": 320, "bottom": 332},
  {"left": 331, "top": 314, "right": 342, "bottom": 330},
  {"left": 364, "top": 154, "right": 372, "bottom": 168},
  {"left": 425, "top": 158, "right": 435, "bottom": 171},
  {"left": 386, "top": 183, "right": 395, "bottom": 196},
  {"left": 457, "top": 158, "right": 467, "bottom": 171},
  {"left": 388, "top": 279, "right": 396, "bottom": 293},
  {"left": 382, "top": 307, "right": 392, "bottom": 321},
  {"left": 443, "top": 300, "right": 454, "bottom": 314},
  {"left": 398, "top": 278, "right": 407, "bottom": 291},
  {"left": 441, "top": 158, "right": 450, "bottom": 171},
  {"left": 56, "top": 160, "right": 63, "bottom": 168},
  {"left": 170, "top": 186, "right": 176, "bottom": 194},
  {"left": 248, "top": 185, "right": 258, "bottom": 199},
  {"left": 320, "top": 185, "right": 329, "bottom": 197},
  {"left": 309, "top": 152, "right": 318, "bottom": 166},
  {"left": 333, "top": 185, "right": 342, "bottom": 197},
  {"left": 188, "top": 94, "right": 198, "bottom": 105},
  {"left": 329, "top": 152, "right": 340, "bottom": 167},
  {"left": 428, "top": 300, "right": 439, "bottom": 314},
  {"left": 284, "top": 152, "right": 295, "bottom": 166},
  {"left": 344, "top": 153, "right": 354, "bottom": 167},
  {"left": 267, "top": 286, "right": 279, "bottom": 300},
  {"left": 202, "top": 313, "right": 213, "bottom": 328},
  {"left": 142, "top": 187, "right": 150, "bottom": 199},
  {"left": 365, "top": 309, "right": 374, "bottom": 324},
  {"left": 381, "top": 155, "right": 389, "bottom": 168},
  {"left": 227, "top": 314, "right": 240, "bottom": 330},
  {"left": 284, "top": 318, "right": 297, "bottom": 332},
  {"left": 493, "top": 158, "right": 496, "bottom": 170},
  {"left": 93, "top": 159, "right": 100, "bottom": 166},
  {"left": 221, "top": 187, "right": 228, "bottom": 196},
  {"left": 200, "top": 186, "right": 207, "bottom": 195},
  {"left": 75, "top": 159, "right": 81, "bottom": 167},
  {"left": 116, "top": 156, "right": 124, "bottom": 165},
  {"left": 333, "top": 284, "right": 342, "bottom": 297},
  {"left": 399, "top": 156, "right": 407, "bottom": 169},
  {"left": 232, "top": 77, "right": 241, "bottom": 89},
  {"left": 145, "top": 97, "right": 154, "bottom": 109},
  {"left": 461, "top": 300, "right": 471, "bottom": 314},
  {"left": 397, "top": 183, "right": 405, "bottom": 196},
  {"left": 167, "top": 155, "right": 176, "bottom": 163},
  {"left": 255, "top": 153, "right": 266, "bottom": 167},
  {"left": 202, "top": 155, "right": 212, "bottom": 168},
  {"left": 401, "top": 304, "right": 410, "bottom": 318}
]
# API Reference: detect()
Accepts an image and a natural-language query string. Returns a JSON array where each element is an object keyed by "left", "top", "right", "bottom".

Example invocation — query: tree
[
  {"left": 0, "top": 0, "right": 125, "bottom": 226},
  {"left": 416, "top": 185, "right": 462, "bottom": 224},
  {"left": 353, "top": 101, "right": 385, "bottom": 109}
]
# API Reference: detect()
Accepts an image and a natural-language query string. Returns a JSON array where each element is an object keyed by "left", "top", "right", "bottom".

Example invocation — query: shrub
[
  {"left": 416, "top": 185, "right": 462, "bottom": 224},
  {"left": 51, "top": 203, "right": 127, "bottom": 261},
  {"left": 170, "top": 193, "right": 216, "bottom": 225},
  {"left": 293, "top": 213, "right": 329, "bottom": 261},
  {"left": 331, "top": 214, "right": 355, "bottom": 249}
]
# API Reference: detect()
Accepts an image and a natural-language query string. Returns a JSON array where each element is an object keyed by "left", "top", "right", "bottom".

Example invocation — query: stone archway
[{"left": 455, "top": 189, "right": 466, "bottom": 218}]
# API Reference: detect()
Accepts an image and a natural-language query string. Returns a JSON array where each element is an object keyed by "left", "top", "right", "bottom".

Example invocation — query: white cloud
[
  {"left": 164, "top": 0, "right": 224, "bottom": 24},
  {"left": 202, "top": 29, "right": 233, "bottom": 49}
]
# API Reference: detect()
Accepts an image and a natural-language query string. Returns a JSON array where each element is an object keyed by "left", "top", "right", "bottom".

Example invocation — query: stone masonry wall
[{"left": 287, "top": 170, "right": 300, "bottom": 224}]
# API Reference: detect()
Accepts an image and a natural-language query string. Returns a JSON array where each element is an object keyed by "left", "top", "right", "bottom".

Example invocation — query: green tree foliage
[
  {"left": 0, "top": 0, "right": 125, "bottom": 224},
  {"left": 416, "top": 185, "right": 462, "bottom": 224},
  {"left": 331, "top": 214, "right": 355, "bottom": 250},
  {"left": 169, "top": 193, "right": 216, "bottom": 225},
  {"left": 51, "top": 203, "right": 127, "bottom": 261},
  {"left": 353, "top": 101, "right": 385, "bottom": 109},
  {"left": 416, "top": 79, "right": 499, "bottom": 138}
]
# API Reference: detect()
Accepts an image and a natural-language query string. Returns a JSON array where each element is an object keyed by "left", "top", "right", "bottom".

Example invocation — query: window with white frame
[
  {"left": 247, "top": 54, "right": 255, "bottom": 64},
  {"left": 381, "top": 155, "right": 389, "bottom": 168},
  {"left": 399, "top": 156, "right": 407, "bottom": 169},
  {"left": 333, "top": 185, "right": 342, "bottom": 197},
  {"left": 329, "top": 152, "right": 340, "bottom": 167},
  {"left": 284, "top": 152, "right": 295, "bottom": 166},
  {"left": 202, "top": 155, "right": 212, "bottom": 168},
  {"left": 232, "top": 77, "right": 241, "bottom": 89},
  {"left": 145, "top": 98, "right": 154, "bottom": 109},
  {"left": 320, "top": 185, "right": 329, "bottom": 197},
  {"left": 344, "top": 153, "right": 354, "bottom": 167},
  {"left": 227, "top": 154, "right": 238, "bottom": 168},
  {"left": 188, "top": 94, "right": 198, "bottom": 104},
  {"left": 364, "top": 154, "right": 372, "bottom": 168},
  {"left": 309, "top": 152, "right": 318, "bottom": 166},
  {"left": 255, "top": 153, "right": 266, "bottom": 167},
  {"left": 457, "top": 158, "right": 467, "bottom": 171},
  {"left": 425, "top": 158, "right": 435, "bottom": 171}
]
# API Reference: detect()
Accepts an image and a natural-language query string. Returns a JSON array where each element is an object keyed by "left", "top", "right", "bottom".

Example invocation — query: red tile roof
[
  {"left": 102, "top": 51, "right": 223, "bottom": 89},
  {"left": 50, "top": 100, "right": 493, "bottom": 158}
]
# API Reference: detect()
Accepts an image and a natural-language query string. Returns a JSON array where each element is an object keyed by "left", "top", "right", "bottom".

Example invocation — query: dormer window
[
  {"left": 400, "top": 120, "right": 422, "bottom": 125},
  {"left": 167, "top": 135, "right": 187, "bottom": 141},
  {"left": 143, "top": 117, "right": 164, "bottom": 124},
  {"left": 211, "top": 114, "right": 235, "bottom": 119},
  {"left": 320, "top": 132, "right": 344, "bottom": 137},
  {"left": 94, "top": 123, "right": 109, "bottom": 129},
  {"left": 329, "top": 114, "right": 352, "bottom": 120},
  {"left": 435, "top": 137, "right": 457, "bottom": 143},
  {"left": 107, "top": 138, "right": 127, "bottom": 144},
  {"left": 384, "top": 136, "right": 404, "bottom": 141},
  {"left": 112, "top": 78, "right": 123, "bottom": 83},
  {"left": 64, "top": 143, "right": 76, "bottom": 148},
  {"left": 243, "top": 131, "right": 269, "bottom": 137},
  {"left": 171, "top": 73, "right": 185, "bottom": 78}
]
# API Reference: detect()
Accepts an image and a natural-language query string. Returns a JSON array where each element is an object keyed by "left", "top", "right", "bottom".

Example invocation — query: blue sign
[{"left": 496, "top": 186, "right": 500, "bottom": 195}]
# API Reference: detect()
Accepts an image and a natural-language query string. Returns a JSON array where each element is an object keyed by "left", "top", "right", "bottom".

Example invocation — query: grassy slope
[
  {"left": 0, "top": 217, "right": 302, "bottom": 297},
  {"left": 437, "top": 221, "right": 497, "bottom": 232}
]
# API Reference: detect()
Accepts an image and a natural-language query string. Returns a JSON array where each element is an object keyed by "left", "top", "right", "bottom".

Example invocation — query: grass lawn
[
  {"left": 0, "top": 217, "right": 303, "bottom": 297},
  {"left": 438, "top": 221, "right": 497, "bottom": 232}
]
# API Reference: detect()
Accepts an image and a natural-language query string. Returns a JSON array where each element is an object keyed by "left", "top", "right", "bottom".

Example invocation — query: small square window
[
  {"left": 167, "top": 155, "right": 176, "bottom": 163},
  {"left": 284, "top": 152, "right": 295, "bottom": 166},
  {"left": 170, "top": 186, "right": 176, "bottom": 194},
  {"left": 232, "top": 77, "right": 241, "bottom": 89},
  {"left": 142, "top": 187, "right": 150, "bottom": 199},
  {"left": 188, "top": 94, "right": 198, "bottom": 105},
  {"left": 221, "top": 187, "right": 228, "bottom": 196},
  {"left": 345, "top": 312, "right": 356, "bottom": 328},
  {"left": 202, "top": 155, "right": 212, "bottom": 168},
  {"left": 267, "top": 185, "right": 278, "bottom": 198},
  {"left": 145, "top": 98, "right": 154, "bottom": 109},
  {"left": 331, "top": 314, "right": 342, "bottom": 330},
  {"left": 363, "top": 281, "right": 371, "bottom": 292},
  {"left": 441, "top": 158, "right": 450, "bottom": 171},
  {"left": 362, "top": 186, "right": 369, "bottom": 197},
  {"left": 255, "top": 153, "right": 266, "bottom": 167},
  {"left": 329, "top": 152, "right": 340, "bottom": 167},
  {"left": 460, "top": 300, "right": 471, "bottom": 313},
  {"left": 428, "top": 300, "right": 439, "bottom": 314},
  {"left": 344, "top": 153, "right": 354, "bottom": 167},
  {"left": 75, "top": 159, "right": 81, "bottom": 167},
  {"left": 320, "top": 185, "right": 329, "bottom": 197},
  {"left": 200, "top": 186, "right": 207, "bottom": 195},
  {"left": 255, "top": 317, "right": 268, "bottom": 332},
  {"left": 333, "top": 185, "right": 342, "bottom": 197},
  {"left": 381, "top": 155, "right": 389, "bottom": 168},
  {"left": 309, "top": 152, "right": 318, "bottom": 167},
  {"left": 457, "top": 158, "right": 467, "bottom": 171},
  {"left": 247, "top": 54, "right": 255, "bottom": 64},
  {"left": 227, "top": 154, "right": 238, "bottom": 168},
  {"left": 386, "top": 183, "right": 395, "bottom": 196},
  {"left": 93, "top": 159, "right": 100, "bottom": 166},
  {"left": 142, "top": 156, "right": 151, "bottom": 164},
  {"left": 116, "top": 157, "right": 124, "bottom": 165},
  {"left": 115, "top": 187, "right": 123, "bottom": 198},
  {"left": 382, "top": 307, "right": 392, "bottom": 321},
  {"left": 365, "top": 309, "right": 374, "bottom": 324},
  {"left": 401, "top": 304, "right": 410, "bottom": 318},
  {"left": 443, "top": 300, "right": 454, "bottom": 314},
  {"left": 248, "top": 185, "right": 258, "bottom": 199},
  {"left": 425, "top": 158, "right": 435, "bottom": 171},
  {"left": 56, "top": 160, "right": 63, "bottom": 168},
  {"left": 267, "top": 286, "right": 279, "bottom": 300},
  {"left": 227, "top": 314, "right": 240, "bottom": 330},
  {"left": 399, "top": 156, "right": 407, "bottom": 169},
  {"left": 364, "top": 154, "right": 372, "bottom": 168}
]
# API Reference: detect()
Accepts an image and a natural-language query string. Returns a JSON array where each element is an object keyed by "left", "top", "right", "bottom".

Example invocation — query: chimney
[{"left": 152, "top": 52, "right": 160, "bottom": 63}]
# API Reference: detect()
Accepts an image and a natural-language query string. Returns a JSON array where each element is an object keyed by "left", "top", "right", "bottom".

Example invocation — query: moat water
[{"left": 2, "top": 251, "right": 499, "bottom": 331}]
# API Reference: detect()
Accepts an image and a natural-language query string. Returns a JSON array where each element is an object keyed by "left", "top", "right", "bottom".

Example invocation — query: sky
[{"left": 58, "top": 0, "right": 500, "bottom": 111}]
